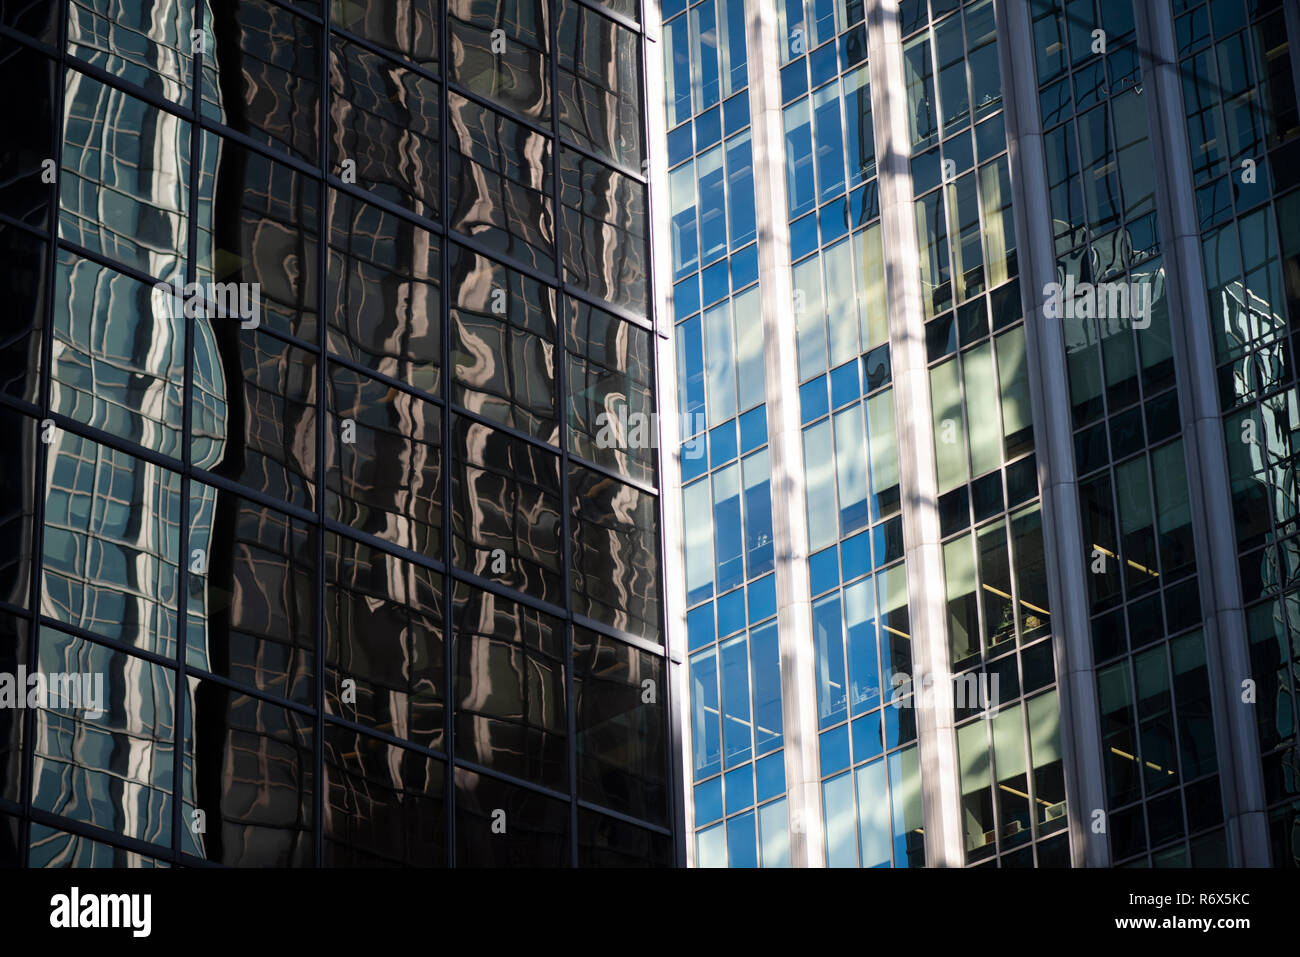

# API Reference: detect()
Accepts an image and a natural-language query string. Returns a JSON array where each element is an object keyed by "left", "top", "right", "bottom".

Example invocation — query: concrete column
[
  {"left": 746, "top": 0, "right": 827, "bottom": 867},
  {"left": 866, "top": 0, "right": 964, "bottom": 868},
  {"left": 995, "top": 0, "right": 1110, "bottom": 868},
  {"left": 1134, "top": 0, "right": 1270, "bottom": 867}
]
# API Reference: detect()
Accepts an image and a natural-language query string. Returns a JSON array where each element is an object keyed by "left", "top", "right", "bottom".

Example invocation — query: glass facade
[
  {"left": 1174, "top": 0, "right": 1300, "bottom": 867},
  {"left": 0, "top": 0, "right": 676, "bottom": 867},
  {"left": 1029, "top": 0, "right": 1227, "bottom": 866},
  {"left": 666, "top": 0, "right": 792, "bottom": 868},
  {"left": 664, "top": 0, "right": 1300, "bottom": 869},
  {"left": 1, "top": 0, "right": 1298, "bottom": 872}
]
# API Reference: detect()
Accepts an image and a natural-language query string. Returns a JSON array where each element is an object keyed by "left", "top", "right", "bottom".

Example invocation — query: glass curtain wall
[{"left": 0, "top": 0, "right": 674, "bottom": 867}]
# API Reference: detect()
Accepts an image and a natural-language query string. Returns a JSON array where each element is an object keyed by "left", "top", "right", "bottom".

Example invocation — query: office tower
[
  {"left": 0, "top": 0, "right": 680, "bottom": 867},
  {"left": 658, "top": 0, "right": 1300, "bottom": 867}
]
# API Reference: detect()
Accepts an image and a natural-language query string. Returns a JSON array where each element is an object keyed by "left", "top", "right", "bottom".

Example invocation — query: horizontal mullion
[{"left": 574, "top": 797, "right": 673, "bottom": 835}]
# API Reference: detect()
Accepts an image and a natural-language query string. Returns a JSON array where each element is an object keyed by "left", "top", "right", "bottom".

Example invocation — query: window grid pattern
[
  {"left": 1175, "top": 0, "right": 1300, "bottom": 867},
  {"left": 1030, "top": 0, "right": 1228, "bottom": 866},
  {"left": 666, "top": 0, "right": 791, "bottom": 868},
  {"left": 778, "top": 0, "right": 927, "bottom": 868},
  {"left": 898, "top": 0, "right": 1069, "bottom": 868}
]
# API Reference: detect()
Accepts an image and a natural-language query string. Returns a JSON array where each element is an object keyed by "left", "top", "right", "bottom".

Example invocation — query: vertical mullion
[
  {"left": 439, "top": 0, "right": 455, "bottom": 868},
  {"left": 550, "top": 0, "right": 580, "bottom": 870},
  {"left": 315, "top": 0, "right": 330, "bottom": 869}
]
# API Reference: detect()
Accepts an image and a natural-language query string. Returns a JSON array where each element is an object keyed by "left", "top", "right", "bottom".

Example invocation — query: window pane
[
  {"left": 743, "top": 450, "right": 774, "bottom": 578},
  {"left": 931, "top": 359, "right": 967, "bottom": 493},
  {"left": 569, "top": 463, "right": 660, "bottom": 640},
  {"left": 448, "top": 92, "right": 554, "bottom": 270},
  {"left": 325, "top": 533, "right": 444, "bottom": 751},
  {"left": 559, "top": 148, "right": 648, "bottom": 312},
  {"left": 684, "top": 479, "right": 715, "bottom": 605},
  {"left": 194, "top": 330, "right": 318, "bottom": 508},
  {"left": 556, "top": 0, "right": 642, "bottom": 171},
  {"left": 328, "top": 37, "right": 439, "bottom": 217},
  {"left": 703, "top": 300, "right": 737, "bottom": 425},
  {"left": 713, "top": 463, "right": 744, "bottom": 593},
  {"left": 834, "top": 405, "right": 870, "bottom": 535},
  {"left": 32, "top": 627, "right": 175, "bottom": 848},
  {"left": 567, "top": 299, "right": 654, "bottom": 485},
  {"left": 186, "top": 482, "right": 315, "bottom": 702},
  {"left": 574, "top": 627, "right": 668, "bottom": 824},
  {"left": 856, "top": 758, "right": 890, "bottom": 866},
  {"left": 803, "top": 419, "right": 836, "bottom": 551},
  {"left": 327, "top": 190, "right": 441, "bottom": 395},
  {"left": 794, "top": 252, "right": 828, "bottom": 380},
  {"left": 450, "top": 245, "right": 559, "bottom": 444},
  {"left": 824, "top": 771, "right": 858, "bottom": 866},
  {"left": 53, "top": 252, "right": 184, "bottom": 457},
  {"left": 451, "top": 415, "right": 562, "bottom": 604},
  {"left": 690, "top": 648, "right": 721, "bottom": 779},
  {"left": 323, "top": 726, "right": 445, "bottom": 866},
  {"left": 448, "top": 0, "right": 549, "bottom": 120},
  {"left": 455, "top": 766, "right": 569, "bottom": 865},
  {"left": 964, "top": 342, "right": 1001, "bottom": 476},
  {"left": 41, "top": 433, "right": 179, "bottom": 656},
  {"left": 813, "top": 592, "right": 847, "bottom": 728},
  {"left": 330, "top": 0, "right": 438, "bottom": 68},
  {"left": 751, "top": 620, "right": 783, "bottom": 754},
  {"left": 202, "top": 0, "right": 320, "bottom": 162},
  {"left": 327, "top": 363, "right": 441, "bottom": 558},
  {"left": 60, "top": 69, "right": 190, "bottom": 281},
  {"left": 181, "top": 677, "right": 314, "bottom": 864},
  {"left": 453, "top": 584, "right": 566, "bottom": 790},
  {"left": 196, "top": 130, "right": 320, "bottom": 341},
  {"left": 69, "top": 0, "right": 193, "bottom": 103},
  {"left": 721, "top": 635, "right": 753, "bottom": 767}
]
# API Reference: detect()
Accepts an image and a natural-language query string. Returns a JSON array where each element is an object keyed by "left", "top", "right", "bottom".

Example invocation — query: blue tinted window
[
  {"left": 725, "top": 764, "right": 755, "bottom": 813},
  {"left": 820, "top": 723, "right": 851, "bottom": 774},
  {"left": 742, "top": 450, "right": 774, "bottom": 577},
  {"left": 713, "top": 464, "right": 744, "bottom": 592},
  {"left": 727, "top": 811, "right": 758, "bottom": 867},
  {"left": 695, "top": 775, "right": 723, "bottom": 823},
  {"left": 751, "top": 619, "right": 783, "bottom": 753},
  {"left": 688, "top": 601, "right": 715, "bottom": 651},
  {"left": 756, "top": 750, "right": 786, "bottom": 802},
  {"left": 748, "top": 574, "right": 777, "bottom": 624},
  {"left": 739, "top": 405, "right": 767, "bottom": 453},
  {"left": 710, "top": 419, "right": 738, "bottom": 467},
  {"left": 810, "top": 546, "right": 839, "bottom": 596},
  {"left": 717, "top": 586, "right": 747, "bottom": 637},
  {"left": 695, "top": 106, "right": 721, "bottom": 150},
  {"left": 800, "top": 375, "right": 829, "bottom": 424},
  {"left": 702, "top": 259, "right": 730, "bottom": 305},
  {"left": 813, "top": 592, "right": 848, "bottom": 728},
  {"left": 731, "top": 242, "right": 759, "bottom": 290},
  {"left": 724, "top": 90, "right": 750, "bottom": 135},
  {"left": 690, "top": 649, "right": 721, "bottom": 779},
  {"left": 721, "top": 635, "right": 753, "bottom": 767}
]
